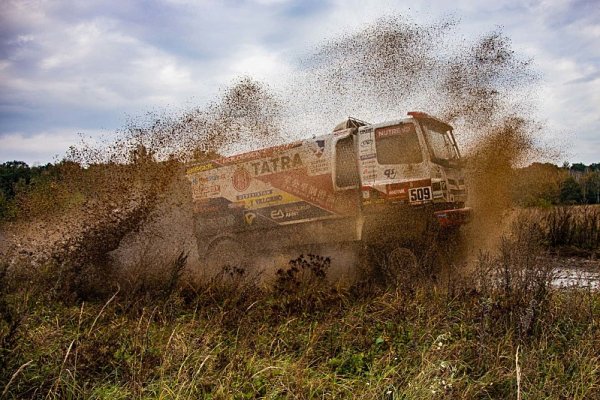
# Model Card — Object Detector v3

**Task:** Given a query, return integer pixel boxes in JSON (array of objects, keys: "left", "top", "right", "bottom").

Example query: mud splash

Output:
[
  {"left": 67, "top": 77, "right": 283, "bottom": 165},
  {"left": 1, "top": 15, "right": 549, "bottom": 283}
]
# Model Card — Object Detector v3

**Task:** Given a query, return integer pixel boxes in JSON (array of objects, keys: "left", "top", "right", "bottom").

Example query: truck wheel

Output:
[
  {"left": 202, "top": 237, "right": 253, "bottom": 280},
  {"left": 382, "top": 247, "right": 419, "bottom": 287}
]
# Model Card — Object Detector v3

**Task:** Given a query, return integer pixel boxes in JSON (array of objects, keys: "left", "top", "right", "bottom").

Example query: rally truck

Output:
[{"left": 186, "top": 111, "right": 471, "bottom": 281}]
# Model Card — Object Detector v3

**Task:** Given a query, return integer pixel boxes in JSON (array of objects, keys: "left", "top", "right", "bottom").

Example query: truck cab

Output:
[
  {"left": 332, "top": 111, "right": 470, "bottom": 242},
  {"left": 360, "top": 113, "right": 465, "bottom": 201}
]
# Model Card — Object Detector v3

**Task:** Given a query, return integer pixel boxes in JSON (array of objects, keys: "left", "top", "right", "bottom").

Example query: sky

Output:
[{"left": 0, "top": 0, "right": 598, "bottom": 165}]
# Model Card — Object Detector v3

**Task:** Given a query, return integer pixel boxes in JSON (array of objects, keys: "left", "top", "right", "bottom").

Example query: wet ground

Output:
[
  {"left": 549, "top": 256, "right": 600, "bottom": 289},
  {"left": 2, "top": 219, "right": 599, "bottom": 290}
]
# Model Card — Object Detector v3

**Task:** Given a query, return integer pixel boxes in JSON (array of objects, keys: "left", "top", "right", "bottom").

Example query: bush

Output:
[
  {"left": 474, "top": 218, "right": 555, "bottom": 338},
  {"left": 1, "top": 223, "right": 599, "bottom": 398},
  {"left": 543, "top": 206, "right": 600, "bottom": 250}
]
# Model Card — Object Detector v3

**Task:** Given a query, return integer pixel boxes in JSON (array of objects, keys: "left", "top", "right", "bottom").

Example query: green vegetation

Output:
[
  {"left": 1, "top": 220, "right": 599, "bottom": 399},
  {"left": 512, "top": 162, "right": 600, "bottom": 207},
  {"left": 1, "top": 156, "right": 599, "bottom": 398},
  {"left": 0, "top": 161, "right": 84, "bottom": 221},
  {"left": 3, "top": 160, "right": 600, "bottom": 223}
]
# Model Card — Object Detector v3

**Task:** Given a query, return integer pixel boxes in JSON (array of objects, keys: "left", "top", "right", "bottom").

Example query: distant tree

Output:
[
  {"left": 570, "top": 162, "right": 587, "bottom": 172},
  {"left": 559, "top": 176, "right": 583, "bottom": 204},
  {"left": 512, "top": 162, "right": 563, "bottom": 206},
  {"left": 0, "top": 161, "right": 31, "bottom": 199},
  {"left": 582, "top": 171, "right": 600, "bottom": 204}
]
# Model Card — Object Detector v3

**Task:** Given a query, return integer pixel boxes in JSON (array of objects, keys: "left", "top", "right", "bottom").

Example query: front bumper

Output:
[{"left": 434, "top": 207, "right": 472, "bottom": 229}]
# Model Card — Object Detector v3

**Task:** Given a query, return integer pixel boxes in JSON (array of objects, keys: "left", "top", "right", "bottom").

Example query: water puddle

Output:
[{"left": 553, "top": 268, "right": 600, "bottom": 289}]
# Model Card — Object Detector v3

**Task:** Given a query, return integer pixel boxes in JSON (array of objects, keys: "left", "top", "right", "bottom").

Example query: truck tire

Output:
[
  {"left": 202, "top": 236, "right": 253, "bottom": 279},
  {"left": 382, "top": 247, "right": 419, "bottom": 288}
]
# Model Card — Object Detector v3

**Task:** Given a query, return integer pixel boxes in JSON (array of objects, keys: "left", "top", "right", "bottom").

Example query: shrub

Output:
[{"left": 543, "top": 206, "right": 600, "bottom": 250}]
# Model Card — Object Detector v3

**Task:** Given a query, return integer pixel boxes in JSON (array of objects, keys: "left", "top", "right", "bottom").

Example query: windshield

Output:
[
  {"left": 423, "top": 124, "right": 456, "bottom": 161},
  {"left": 375, "top": 123, "right": 423, "bottom": 165}
]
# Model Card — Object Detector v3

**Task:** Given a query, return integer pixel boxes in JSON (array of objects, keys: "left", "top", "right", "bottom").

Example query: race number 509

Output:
[{"left": 409, "top": 187, "right": 432, "bottom": 202}]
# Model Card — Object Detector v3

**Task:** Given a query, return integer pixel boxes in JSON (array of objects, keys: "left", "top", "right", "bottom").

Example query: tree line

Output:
[
  {"left": 512, "top": 162, "right": 600, "bottom": 206},
  {"left": 0, "top": 161, "right": 60, "bottom": 219},
  {"left": 1, "top": 159, "right": 599, "bottom": 220}
]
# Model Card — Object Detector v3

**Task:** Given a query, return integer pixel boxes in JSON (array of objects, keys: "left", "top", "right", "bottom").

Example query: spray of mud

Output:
[
  {"left": 283, "top": 15, "right": 544, "bottom": 264},
  {"left": 1, "top": 15, "right": 551, "bottom": 284}
]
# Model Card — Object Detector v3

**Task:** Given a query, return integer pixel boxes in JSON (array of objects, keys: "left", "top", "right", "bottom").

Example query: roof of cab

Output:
[{"left": 406, "top": 111, "right": 453, "bottom": 131}]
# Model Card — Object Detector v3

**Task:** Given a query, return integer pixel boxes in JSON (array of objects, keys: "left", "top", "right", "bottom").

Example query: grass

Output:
[
  {"left": 1, "top": 221, "right": 599, "bottom": 399},
  {"left": 537, "top": 205, "right": 600, "bottom": 253}
]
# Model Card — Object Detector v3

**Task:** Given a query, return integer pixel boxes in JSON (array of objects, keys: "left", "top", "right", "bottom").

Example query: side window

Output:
[
  {"left": 423, "top": 124, "right": 455, "bottom": 160},
  {"left": 335, "top": 136, "right": 359, "bottom": 188},
  {"left": 375, "top": 123, "right": 423, "bottom": 165}
]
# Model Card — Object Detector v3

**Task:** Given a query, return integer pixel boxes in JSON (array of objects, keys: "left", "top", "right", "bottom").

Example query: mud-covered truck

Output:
[{"left": 186, "top": 111, "right": 471, "bottom": 279}]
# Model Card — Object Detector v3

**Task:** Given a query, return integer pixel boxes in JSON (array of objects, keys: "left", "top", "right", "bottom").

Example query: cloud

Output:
[
  {"left": 0, "top": 0, "right": 599, "bottom": 163},
  {"left": 0, "top": 130, "right": 95, "bottom": 165}
]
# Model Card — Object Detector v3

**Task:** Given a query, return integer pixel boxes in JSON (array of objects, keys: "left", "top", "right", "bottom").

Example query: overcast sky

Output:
[{"left": 1, "top": 0, "right": 598, "bottom": 165}]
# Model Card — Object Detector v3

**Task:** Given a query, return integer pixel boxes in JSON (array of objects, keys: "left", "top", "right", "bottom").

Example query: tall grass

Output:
[
  {"left": 542, "top": 205, "right": 600, "bottom": 251},
  {"left": 1, "top": 222, "right": 599, "bottom": 399}
]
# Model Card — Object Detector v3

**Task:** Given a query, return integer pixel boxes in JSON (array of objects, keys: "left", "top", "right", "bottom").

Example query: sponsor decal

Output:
[
  {"left": 236, "top": 189, "right": 272, "bottom": 201},
  {"left": 203, "top": 173, "right": 226, "bottom": 182},
  {"left": 360, "top": 139, "right": 373, "bottom": 146},
  {"left": 277, "top": 203, "right": 311, "bottom": 218},
  {"left": 237, "top": 190, "right": 297, "bottom": 209},
  {"left": 375, "top": 123, "right": 415, "bottom": 139},
  {"left": 270, "top": 209, "right": 285, "bottom": 219},
  {"left": 310, "top": 139, "right": 326, "bottom": 158},
  {"left": 186, "top": 162, "right": 216, "bottom": 175},
  {"left": 362, "top": 160, "right": 376, "bottom": 169},
  {"left": 192, "top": 184, "right": 220, "bottom": 198},
  {"left": 254, "top": 194, "right": 283, "bottom": 205},
  {"left": 261, "top": 201, "right": 331, "bottom": 223},
  {"left": 309, "top": 158, "right": 330, "bottom": 175},
  {"left": 259, "top": 170, "right": 358, "bottom": 216},
  {"left": 362, "top": 166, "right": 376, "bottom": 181},
  {"left": 362, "top": 165, "right": 377, "bottom": 179},
  {"left": 244, "top": 211, "right": 257, "bottom": 225},
  {"left": 384, "top": 168, "right": 397, "bottom": 179},
  {"left": 232, "top": 167, "right": 251, "bottom": 192},
  {"left": 192, "top": 173, "right": 226, "bottom": 185},
  {"left": 385, "top": 179, "right": 432, "bottom": 200},
  {"left": 279, "top": 175, "right": 335, "bottom": 210},
  {"left": 250, "top": 153, "right": 303, "bottom": 176},
  {"left": 387, "top": 186, "right": 407, "bottom": 196}
]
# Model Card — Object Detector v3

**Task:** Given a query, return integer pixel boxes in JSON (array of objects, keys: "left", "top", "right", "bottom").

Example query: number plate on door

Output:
[{"left": 409, "top": 187, "right": 432, "bottom": 203}]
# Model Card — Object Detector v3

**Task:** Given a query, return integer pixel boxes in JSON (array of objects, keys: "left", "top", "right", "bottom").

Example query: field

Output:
[
  {"left": 2, "top": 9, "right": 599, "bottom": 398},
  {"left": 1, "top": 206, "right": 599, "bottom": 399}
]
